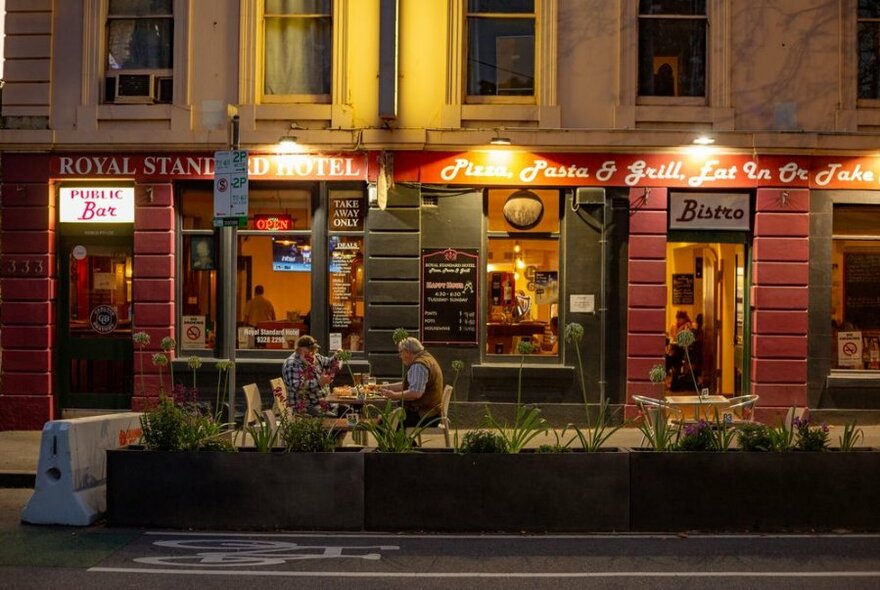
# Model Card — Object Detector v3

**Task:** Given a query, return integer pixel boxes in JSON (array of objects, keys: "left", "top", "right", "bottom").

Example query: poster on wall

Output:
[
  {"left": 421, "top": 248, "right": 479, "bottom": 345},
  {"left": 837, "top": 331, "right": 863, "bottom": 368},
  {"left": 843, "top": 252, "right": 880, "bottom": 330},
  {"left": 672, "top": 274, "right": 695, "bottom": 305},
  {"left": 533, "top": 271, "right": 559, "bottom": 305}
]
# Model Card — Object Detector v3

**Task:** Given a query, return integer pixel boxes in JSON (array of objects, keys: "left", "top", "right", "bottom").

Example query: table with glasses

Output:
[
  {"left": 326, "top": 386, "right": 390, "bottom": 444},
  {"left": 664, "top": 395, "right": 731, "bottom": 422}
]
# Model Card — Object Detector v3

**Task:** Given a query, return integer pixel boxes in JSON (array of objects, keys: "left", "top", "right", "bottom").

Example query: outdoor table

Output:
[{"left": 664, "top": 395, "right": 730, "bottom": 421}]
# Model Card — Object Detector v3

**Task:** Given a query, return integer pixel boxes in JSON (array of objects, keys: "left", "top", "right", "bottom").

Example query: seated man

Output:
[{"left": 379, "top": 337, "right": 444, "bottom": 427}]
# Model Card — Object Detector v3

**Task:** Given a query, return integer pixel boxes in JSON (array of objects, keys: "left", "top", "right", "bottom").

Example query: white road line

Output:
[
  {"left": 87, "top": 568, "right": 880, "bottom": 578},
  {"left": 143, "top": 531, "right": 880, "bottom": 540}
]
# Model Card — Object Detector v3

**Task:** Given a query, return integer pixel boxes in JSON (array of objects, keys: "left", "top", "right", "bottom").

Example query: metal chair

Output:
[
  {"left": 417, "top": 385, "right": 454, "bottom": 447},
  {"left": 724, "top": 394, "right": 759, "bottom": 424}
]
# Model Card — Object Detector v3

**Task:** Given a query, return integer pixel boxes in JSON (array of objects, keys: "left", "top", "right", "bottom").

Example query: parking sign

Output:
[{"left": 214, "top": 150, "right": 248, "bottom": 219}]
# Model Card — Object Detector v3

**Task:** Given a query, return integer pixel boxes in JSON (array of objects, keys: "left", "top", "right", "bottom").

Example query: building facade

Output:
[{"left": 2, "top": 0, "right": 880, "bottom": 429}]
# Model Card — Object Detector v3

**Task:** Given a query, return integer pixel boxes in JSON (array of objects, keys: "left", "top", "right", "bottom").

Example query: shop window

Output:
[
  {"left": 486, "top": 189, "right": 559, "bottom": 356},
  {"left": 858, "top": 1, "right": 880, "bottom": 99},
  {"left": 466, "top": 0, "right": 536, "bottom": 99},
  {"left": 831, "top": 205, "right": 880, "bottom": 370},
  {"left": 179, "top": 184, "right": 364, "bottom": 354},
  {"left": 637, "top": 0, "right": 706, "bottom": 98},
  {"left": 262, "top": 0, "right": 332, "bottom": 101},
  {"left": 104, "top": 0, "right": 174, "bottom": 104}
]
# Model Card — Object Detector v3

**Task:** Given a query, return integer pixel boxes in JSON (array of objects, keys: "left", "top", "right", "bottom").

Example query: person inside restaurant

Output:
[
  {"left": 666, "top": 309, "right": 696, "bottom": 391},
  {"left": 243, "top": 284, "right": 276, "bottom": 326},
  {"left": 281, "top": 335, "right": 341, "bottom": 416},
  {"left": 379, "top": 337, "right": 444, "bottom": 427}
]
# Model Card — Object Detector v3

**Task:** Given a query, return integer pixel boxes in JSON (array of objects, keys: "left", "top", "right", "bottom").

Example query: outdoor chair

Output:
[
  {"left": 269, "top": 377, "right": 288, "bottom": 416},
  {"left": 241, "top": 383, "right": 263, "bottom": 427},
  {"left": 417, "top": 385, "right": 454, "bottom": 447},
  {"left": 724, "top": 394, "right": 759, "bottom": 424},
  {"left": 632, "top": 394, "right": 683, "bottom": 445}
]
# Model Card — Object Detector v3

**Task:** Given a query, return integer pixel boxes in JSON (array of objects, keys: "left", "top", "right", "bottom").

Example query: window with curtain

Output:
[
  {"left": 466, "top": 0, "right": 536, "bottom": 98},
  {"left": 106, "top": 0, "right": 174, "bottom": 70},
  {"left": 263, "top": 0, "right": 333, "bottom": 99},
  {"left": 637, "top": 0, "right": 706, "bottom": 98},
  {"left": 859, "top": 0, "right": 880, "bottom": 99}
]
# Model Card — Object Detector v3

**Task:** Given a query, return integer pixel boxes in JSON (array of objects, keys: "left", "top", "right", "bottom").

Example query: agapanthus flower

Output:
[
  {"left": 133, "top": 331, "right": 151, "bottom": 346},
  {"left": 160, "top": 337, "right": 176, "bottom": 352},
  {"left": 392, "top": 328, "right": 409, "bottom": 345},
  {"left": 675, "top": 328, "right": 696, "bottom": 348},
  {"left": 564, "top": 322, "right": 584, "bottom": 344},
  {"left": 187, "top": 356, "right": 202, "bottom": 370},
  {"left": 152, "top": 352, "right": 169, "bottom": 366},
  {"left": 451, "top": 360, "right": 465, "bottom": 372},
  {"left": 648, "top": 364, "right": 667, "bottom": 385},
  {"left": 215, "top": 359, "right": 234, "bottom": 371},
  {"left": 517, "top": 340, "right": 535, "bottom": 355}
]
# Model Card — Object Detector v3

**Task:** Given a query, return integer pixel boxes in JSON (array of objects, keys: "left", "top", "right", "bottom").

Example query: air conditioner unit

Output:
[{"left": 113, "top": 73, "right": 156, "bottom": 104}]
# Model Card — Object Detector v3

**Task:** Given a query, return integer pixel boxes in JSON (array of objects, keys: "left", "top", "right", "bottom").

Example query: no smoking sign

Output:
[{"left": 182, "top": 316, "right": 206, "bottom": 349}]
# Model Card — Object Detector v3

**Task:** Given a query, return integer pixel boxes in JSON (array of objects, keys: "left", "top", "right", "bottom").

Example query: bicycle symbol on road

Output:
[{"left": 134, "top": 538, "right": 400, "bottom": 568}]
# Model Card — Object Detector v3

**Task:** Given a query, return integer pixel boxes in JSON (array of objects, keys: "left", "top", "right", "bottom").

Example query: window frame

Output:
[
  {"left": 857, "top": 0, "right": 880, "bottom": 104},
  {"left": 259, "top": 0, "right": 333, "bottom": 104}
]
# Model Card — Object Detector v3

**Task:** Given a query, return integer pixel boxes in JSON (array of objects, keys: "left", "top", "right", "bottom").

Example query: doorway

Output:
[
  {"left": 665, "top": 237, "right": 748, "bottom": 396},
  {"left": 57, "top": 232, "right": 134, "bottom": 411}
]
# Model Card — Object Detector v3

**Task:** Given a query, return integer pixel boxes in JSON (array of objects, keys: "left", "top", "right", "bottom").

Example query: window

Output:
[
  {"left": 831, "top": 206, "right": 880, "bottom": 370},
  {"left": 859, "top": 1, "right": 880, "bottom": 99},
  {"left": 486, "top": 189, "right": 559, "bottom": 356},
  {"left": 104, "top": 0, "right": 174, "bottom": 103},
  {"left": 178, "top": 183, "right": 365, "bottom": 354},
  {"left": 466, "top": 0, "right": 536, "bottom": 98},
  {"left": 638, "top": 0, "right": 706, "bottom": 98},
  {"left": 263, "top": 0, "right": 332, "bottom": 100}
]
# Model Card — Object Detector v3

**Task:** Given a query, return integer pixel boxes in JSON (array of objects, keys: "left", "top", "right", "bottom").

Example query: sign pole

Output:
[{"left": 222, "top": 114, "right": 240, "bottom": 424}]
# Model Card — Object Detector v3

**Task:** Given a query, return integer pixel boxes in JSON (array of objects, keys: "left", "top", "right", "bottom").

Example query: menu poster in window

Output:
[
  {"left": 329, "top": 237, "right": 360, "bottom": 331},
  {"left": 672, "top": 273, "right": 695, "bottom": 305},
  {"left": 534, "top": 271, "right": 559, "bottom": 305},
  {"left": 844, "top": 252, "right": 880, "bottom": 330},
  {"left": 421, "top": 248, "right": 479, "bottom": 345}
]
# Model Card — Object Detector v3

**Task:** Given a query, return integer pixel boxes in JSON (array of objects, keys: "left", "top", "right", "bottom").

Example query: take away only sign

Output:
[{"left": 214, "top": 150, "right": 249, "bottom": 220}]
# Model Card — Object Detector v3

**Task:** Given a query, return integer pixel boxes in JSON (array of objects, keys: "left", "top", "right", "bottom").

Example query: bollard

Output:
[{"left": 21, "top": 413, "right": 143, "bottom": 526}]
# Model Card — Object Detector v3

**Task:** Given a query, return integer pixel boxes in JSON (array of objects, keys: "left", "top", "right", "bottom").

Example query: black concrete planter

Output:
[
  {"left": 629, "top": 449, "right": 880, "bottom": 532},
  {"left": 106, "top": 448, "right": 364, "bottom": 530},
  {"left": 364, "top": 450, "right": 629, "bottom": 532}
]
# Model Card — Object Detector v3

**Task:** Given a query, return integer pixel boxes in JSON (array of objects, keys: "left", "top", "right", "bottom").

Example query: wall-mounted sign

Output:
[
  {"left": 421, "top": 248, "right": 479, "bottom": 345},
  {"left": 669, "top": 192, "right": 750, "bottom": 231},
  {"left": 59, "top": 187, "right": 135, "bottom": 223},
  {"left": 254, "top": 214, "right": 292, "bottom": 231},
  {"left": 672, "top": 274, "right": 695, "bottom": 305},
  {"left": 181, "top": 315, "right": 206, "bottom": 349}
]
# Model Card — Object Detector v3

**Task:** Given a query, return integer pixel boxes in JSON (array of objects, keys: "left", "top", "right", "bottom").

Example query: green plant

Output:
[
  {"left": 133, "top": 331, "right": 151, "bottom": 396},
  {"left": 793, "top": 415, "right": 830, "bottom": 452},
  {"left": 637, "top": 406, "right": 680, "bottom": 451},
  {"left": 458, "top": 429, "right": 508, "bottom": 453},
  {"left": 244, "top": 416, "right": 279, "bottom": 453},
  {"left": 564, "top": 322, "right": 625, "bottom": 451},
  {"left": 450, "top": 359, "right": 465, "bottom": 403},
  {"left": 139, "top": 393, "right": 235, "bottom": 452},
  {"left": 767, "top": 413, "right": 797, "bottom": 452},
  {"left": 278, "top": 413, "right": 337, "bottom": 453},
  {"left": 838, "top": 421, "right": 865, "bottom": 452},
  {"left": 360, "top": 400, "right": 429, "bottom": 453},
  {"left": 707, "top": 408, "right": 737, "bottom": 451},
  {"left": 187, "top": 356, "right": 202, "bottom": 389},
  {"left": 678, "top": 419, "right": 715, "bottom": 451},
  {"left": 214, "top": 359, "right": 234, "bottom": 420},
  {"left": 482, "top": 340, "right": 549, "bottom": 453},
  {"left": 737, "top": 423, "right": 773, "bottom": 451}
]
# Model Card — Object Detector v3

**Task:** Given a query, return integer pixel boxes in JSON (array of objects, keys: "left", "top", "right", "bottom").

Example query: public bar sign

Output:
[
  {"left": 668, "top": 192, "right": 750, "bottom": 231},
  {"left": 58, "top": 186, "right": 135, "bottom": 223}
]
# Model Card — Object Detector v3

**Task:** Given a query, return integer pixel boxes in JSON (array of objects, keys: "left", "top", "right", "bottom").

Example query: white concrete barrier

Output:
[{"left": 21, "top": 413, "right": 143, "bottom": 526}]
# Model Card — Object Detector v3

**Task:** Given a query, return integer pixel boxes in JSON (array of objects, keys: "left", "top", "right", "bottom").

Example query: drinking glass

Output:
[{"left": 352, "top": 372, "right": 362, "bottom": 386}]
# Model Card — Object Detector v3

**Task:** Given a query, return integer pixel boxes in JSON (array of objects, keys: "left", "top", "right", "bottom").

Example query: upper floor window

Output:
[
  {"left": 859, "top": 1, "right": 880, "bottom": 99},
  {"left": 638, "top": 0, "right": 706, "bottom": 98},
  {"left": 104, "top": 0, "right": 174, "bottom": 104},
  {"left": 466, "top": 0, "right": 536, "bottom": 99},
  {"left": 263, "top": 0, "right": 332, "bottom": 101},
  {"left": 106, "top": 0, "right": 173, "bottom": 70}
]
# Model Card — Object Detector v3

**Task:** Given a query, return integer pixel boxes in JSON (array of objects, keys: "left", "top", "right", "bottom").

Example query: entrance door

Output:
[
  {"left": 58, "top": 234, "right": 134, "bottom": 410},
  {"left": 666, "top": 238, "right": 748, "bottom": 396}
]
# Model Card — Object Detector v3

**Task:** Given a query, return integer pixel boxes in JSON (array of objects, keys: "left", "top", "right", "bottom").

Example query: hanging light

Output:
[{"left": 490, "top": 128, "right": 511, "bottom": 146}]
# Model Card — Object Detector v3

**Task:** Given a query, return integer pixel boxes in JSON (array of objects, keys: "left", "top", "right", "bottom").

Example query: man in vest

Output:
[{"left": 379, "top": 337, "right": 444, "bottom": 427}]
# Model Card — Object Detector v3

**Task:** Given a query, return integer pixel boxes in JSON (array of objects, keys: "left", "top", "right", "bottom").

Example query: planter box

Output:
[
  {"left": 630, "top": 450, "right": 880, "bottom": 532},
  {"left": 364, "top": 450, "right": 629, "bottom": 532},
  {"left": 107, "top": 449, "right": 364, "bottom": 530}
]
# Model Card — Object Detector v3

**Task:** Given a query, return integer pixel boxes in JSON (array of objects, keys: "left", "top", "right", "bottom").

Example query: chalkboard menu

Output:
[
  {"left": 421, "top": 248, "right": 479, "bottom": 344},
  {"left": 844, "top": 252, "right": 880, "bottom": 330},
  {"left": 672, "top": 273, "right": 695, "bottom": 305}
]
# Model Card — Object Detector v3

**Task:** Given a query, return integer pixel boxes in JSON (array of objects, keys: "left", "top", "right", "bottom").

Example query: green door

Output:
[{"left": 57, "top": 232, "right": 134, "bottom": 410}]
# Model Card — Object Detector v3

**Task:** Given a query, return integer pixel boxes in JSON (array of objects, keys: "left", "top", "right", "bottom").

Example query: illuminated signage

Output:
[
  {"left": 254, "top": 214, "right": 293, "bottom": 231},
  {"left": 669, "top": 192, "right": 750, "bottom": 231},
  {"left": 59, "top": 187, "right": 135, "bottom": 223}
]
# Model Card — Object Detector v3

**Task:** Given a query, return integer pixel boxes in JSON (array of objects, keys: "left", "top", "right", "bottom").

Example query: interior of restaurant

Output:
[{"left": 664, "top": 240, "right": 745, "bottom": 396}]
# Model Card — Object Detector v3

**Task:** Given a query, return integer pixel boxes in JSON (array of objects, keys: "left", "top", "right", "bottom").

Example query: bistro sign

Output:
[{"left": 669, "top": 192, "right": 750, "bottom": 231}]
